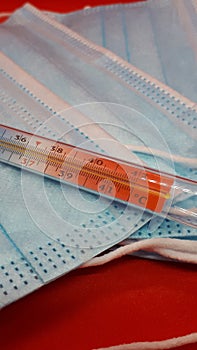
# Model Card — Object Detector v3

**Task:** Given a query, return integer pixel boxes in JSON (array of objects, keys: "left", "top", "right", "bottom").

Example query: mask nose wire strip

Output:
[
  {"left": 94, "top": 332, "right": 197, "bottom": 350},
  {"left": 81, "top": 238, "right": 197, "bottom": 267}
]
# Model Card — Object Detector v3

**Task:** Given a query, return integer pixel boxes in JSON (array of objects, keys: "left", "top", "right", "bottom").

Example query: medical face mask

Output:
[
  {"left": 0, "top": 3, "right": 196, "bottom": 173},
  {"left": 0, "top": 52, "right": 155, "bottom": 307},
  {"left": 52, "top": 0, "right": 197, "bottom": 103},
  {"left": 0, "top": 3, "right": 196, "bottom": 307},
  {"left": 44, "top": 0, "right": 197, "bottom": 243},
  {"left": 1, "top": 4, "right": 196, "bottom": 209}
]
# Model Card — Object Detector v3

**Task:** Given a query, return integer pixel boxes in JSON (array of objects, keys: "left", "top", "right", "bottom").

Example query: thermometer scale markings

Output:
[
  {"left": 0, "top": 124, "right": 173, "bottom": 213},
  {"left": 0, "top": 139, "right": 168, "bottom": 198}
]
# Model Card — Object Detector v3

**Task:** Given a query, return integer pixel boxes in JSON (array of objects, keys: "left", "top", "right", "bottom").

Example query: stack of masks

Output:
[{"left": 0, "top": 0, "right": 196, "bottom": 307}]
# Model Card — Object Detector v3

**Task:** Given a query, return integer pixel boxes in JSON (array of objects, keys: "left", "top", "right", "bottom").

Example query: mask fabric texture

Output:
[
  {"left": 45, "top": 0, "right": 197, "bottom": 244},
  {"left": 0, "top": 51, "right": 153, "bottom": 308},
  {"left": 0, "top": 3, "right": 196, "bottom": 173},
  {"left": 1, "top": 5, "right": 196, "bottom": 201},
  {"left": 51, "top": 0, "right": 197, "bottom": 103},
  {"left": 0, "top": 3, "right": 197, "bottom": 307}
]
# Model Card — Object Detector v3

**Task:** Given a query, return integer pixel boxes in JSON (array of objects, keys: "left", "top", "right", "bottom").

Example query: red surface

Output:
[
  {"left": 0, "top": 0, "right": 143, "bottom": 13},
  {"left": 0, "top": 1, "right": 197, "bottom": 350}
]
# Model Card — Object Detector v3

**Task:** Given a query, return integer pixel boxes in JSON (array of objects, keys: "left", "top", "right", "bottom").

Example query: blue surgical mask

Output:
[
  {"left": 0, "top": 51, "right": 151, "bottom": 307},
  {"left": 52, "top": 0, "right": 197, "bottom": 103},
  {"left": 0, "top": 3, "right": 196, "bottom": 307},
  {"left": 14, "top": 1, "right": 196, "bottom": 241},
  {"left": 0, "top": 3, "right": 196, "bottom": 173}
]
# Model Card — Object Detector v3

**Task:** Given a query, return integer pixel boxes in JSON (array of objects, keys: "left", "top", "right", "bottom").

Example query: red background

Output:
[{"left": 0, "top": 1, "right": 197, "bottom": 349}]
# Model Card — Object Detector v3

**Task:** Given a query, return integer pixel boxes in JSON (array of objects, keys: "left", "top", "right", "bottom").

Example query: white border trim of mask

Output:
[
  {"left": 2, "top": 50, "right": 183, "bottom": 172},
  {"left": 2, "top": 3, "right": 197, "bottom": 138},
  {"left": 21, "top": 3, "right": 197, "bottom": 139},
  {"left": 1, "top": 6, "right": 197, "bottom": 168},
  {"left": 23, "top": 3, "right": 197, "bottom": 111},
  {"left": 0, "top": 51, "right": 121, "bottom": 147}
]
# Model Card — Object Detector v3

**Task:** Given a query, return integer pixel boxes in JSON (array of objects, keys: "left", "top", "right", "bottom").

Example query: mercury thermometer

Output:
[{"left": 0, "top": 124, "right": 196, "bottom": 228}]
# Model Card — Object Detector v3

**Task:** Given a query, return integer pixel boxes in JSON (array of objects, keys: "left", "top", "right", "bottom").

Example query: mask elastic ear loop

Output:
[
  {"left": 95, "top": 332, "right": 197, "bottom": 350},
  {"left": 81, "top": 238, "right": 197, "bottom": 267},
  {"left": 0, "top": 12, "right": 12, "bottom": 19},
  {"left": 125, "top": 144, "right": 197, "bottom": 167}
]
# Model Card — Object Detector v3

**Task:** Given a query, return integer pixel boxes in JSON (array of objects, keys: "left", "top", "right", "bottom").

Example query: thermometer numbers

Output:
[
  {"left": 15, "top": 134, "right": 28, "bottom": 143},
  {"left": 21, "top": 157, "right": 35, "bottom": 167},
  {"left": 51, "top": 145, "right": 64, "bottom": 153}
]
